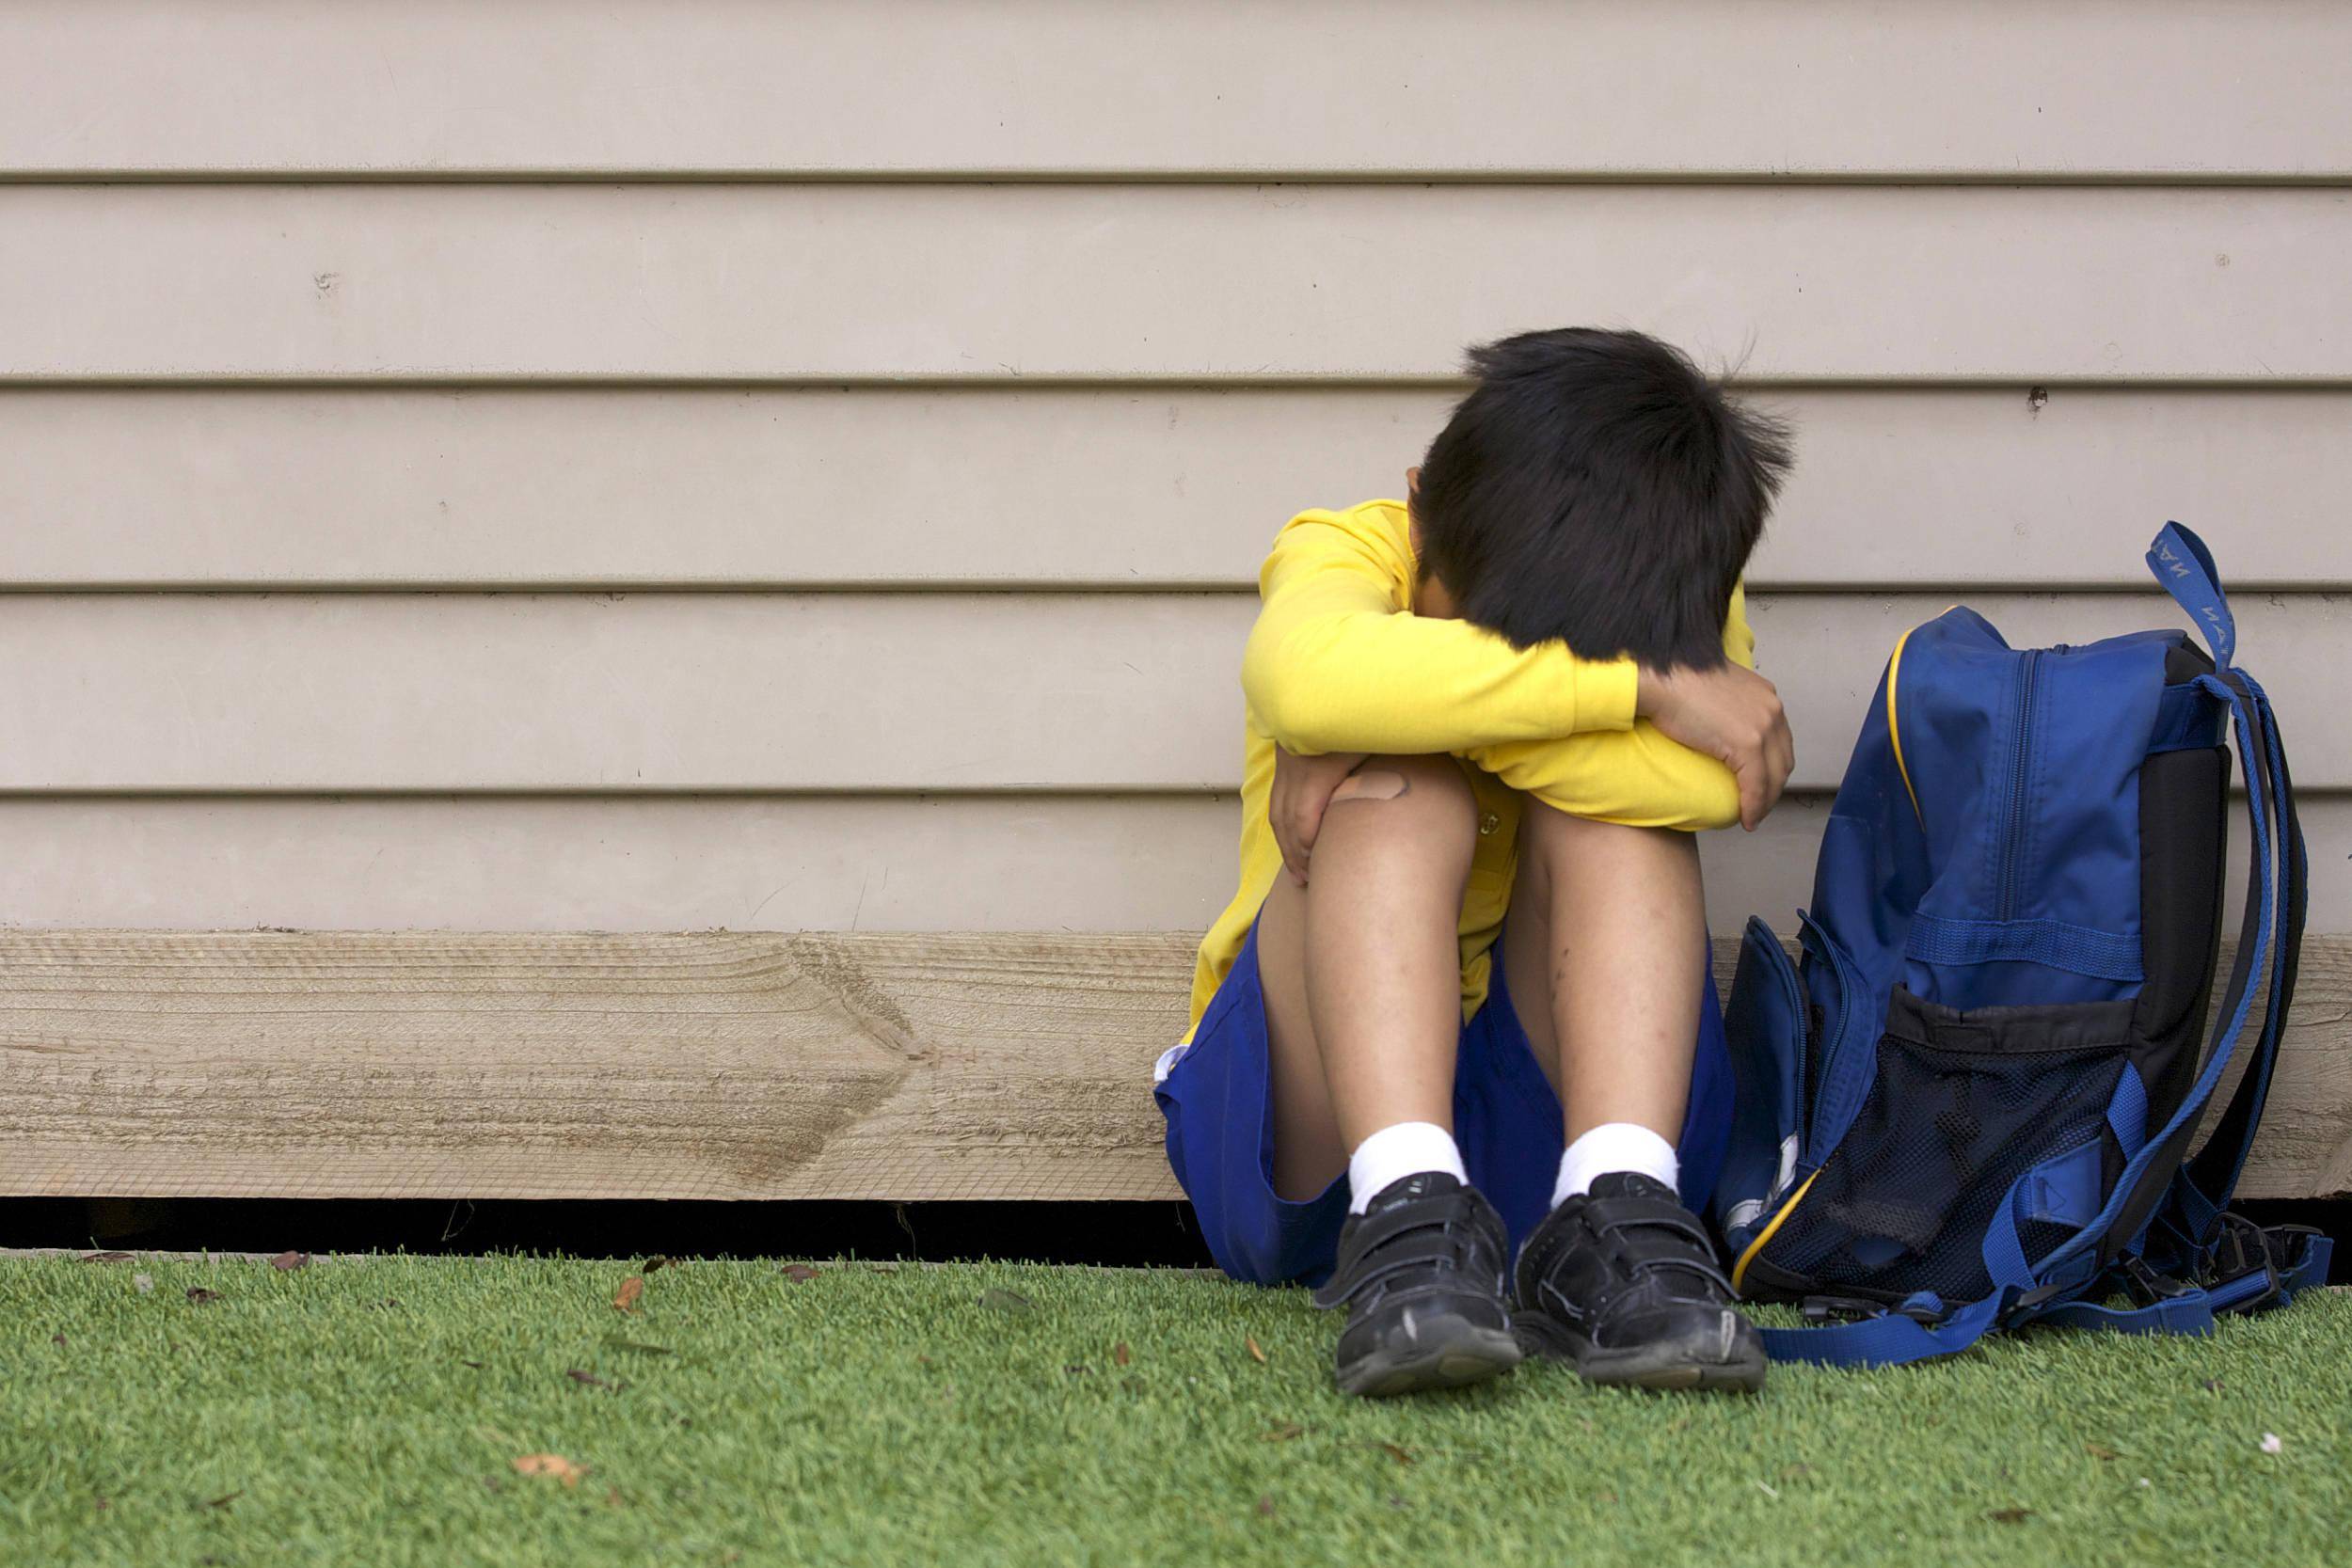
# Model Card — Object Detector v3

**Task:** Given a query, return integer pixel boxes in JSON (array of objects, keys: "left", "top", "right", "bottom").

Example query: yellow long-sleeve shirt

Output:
[{"left": 1180, "top": 499, "right": 1753, "bottom": 1045}]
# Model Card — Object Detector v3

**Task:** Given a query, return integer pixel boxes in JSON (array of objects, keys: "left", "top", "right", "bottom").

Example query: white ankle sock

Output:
[
  {"left": 1551, "top": 1122, "right": 1679, "bottom": 1210},
  {"left": 1346, "top": 1121, "right": 1468, "bottom": 1213}
]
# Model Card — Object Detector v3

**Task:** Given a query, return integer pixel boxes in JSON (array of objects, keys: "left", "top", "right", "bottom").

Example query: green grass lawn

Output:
[{"left": 0, "top": 1254, "right": 2344, "bottom": 1566}]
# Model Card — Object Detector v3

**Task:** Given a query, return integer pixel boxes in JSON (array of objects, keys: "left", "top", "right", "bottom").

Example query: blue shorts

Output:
[{"left": 1154, "top": 916, "right": 1733, "bottom": 1288}]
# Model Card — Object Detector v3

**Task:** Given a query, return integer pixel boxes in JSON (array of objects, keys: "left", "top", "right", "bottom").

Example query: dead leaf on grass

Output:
[
  {"left": 612, "top": 1276, "right": 644, "bottom": 1313},
  {"left": 977, "top": 1287, "right": 1034, "bottom": 1314},
  {"left": 1113, "top": 1341, "right": 1132, "bottom": 1367},
  {"left": 782, "top": 1264, "right": 821, "bottom": 1284},
  {"left": 2085, "top": 1442, "right": 2122, "bottom": 1462},
  {"left": 268, "top": 1251, "right": 310, "bottom": 1272},
  {"left": 1375, "top": 1442, "right": 1415, "bottom": 1466},
  {"left": 642, "top": 1256, "right": 675, "bottom": 1275},
  {"left": 205, "top": 1490, "right": 243, "bottom": 1510},
  {"left": 1255, "top": 1496, "right": 1276, "bottom": 1518},
  {"left": 51, "top": 1334, "right": 66, "bottom": 1347},
  {"left": 1259, "top": 1423, "right": 1306, "bottom": 1442},
  {"left": 185, "top": 1288, "right": 222, "bottom": 1306},
  {"left": 460, "top": 1360, "right": 485, "bottom": 1370},
  {"left": 81, "top": 1251, "right": 135, "bottom": 1264},
  {"left": 1988, "top": 1508, "right": 2033, "bottom": 1525},
  {"left": 512, "top": 1454, "right": 586, "bottom": 1488},
  {"left": 1246, "top": 1336, "right": 1268, "bottom": 1365},
  {"left": 566, "top": 1369, "right": 622, "bottom": 1390}
]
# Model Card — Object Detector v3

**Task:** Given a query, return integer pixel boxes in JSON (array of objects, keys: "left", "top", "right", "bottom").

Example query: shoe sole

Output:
[
  {"left": 1336, "top": 1313, "right": 1523, "bottom": 1399},
  {"left": 1514, "top": 1313, "right": 1767, "bottom": 1395}
]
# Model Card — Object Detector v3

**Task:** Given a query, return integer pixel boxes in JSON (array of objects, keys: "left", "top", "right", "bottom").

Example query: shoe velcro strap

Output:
[
  {"left": 1584, "top": 1195, "right": 1712, "bottom": 1251},
  {"left": 1328, "top": 1191, "right": 1484, "bottom": 1266},
  {"left": 1312, "top": 1192, "right": 1504, "bottom": 1309},
  {"left": 1629, "top": 1253, "right": 1737, "bottom": 1297},
  {"left": 1584, "top": 1199, "right": 1731, "bottom": 1291},
  {"left": 1311, "top": 1231, "right": 1495, "bottom": 1308}
]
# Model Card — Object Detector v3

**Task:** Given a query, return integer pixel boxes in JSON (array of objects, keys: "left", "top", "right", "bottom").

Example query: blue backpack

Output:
[{"left": 1716, "top": 524, "right": 2331, "bottom": 1367}]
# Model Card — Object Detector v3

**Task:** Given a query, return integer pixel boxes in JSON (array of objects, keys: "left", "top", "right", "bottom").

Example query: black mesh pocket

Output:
[{"left": 1762, "top": 989, "right": 2135, "bottom": 1305}]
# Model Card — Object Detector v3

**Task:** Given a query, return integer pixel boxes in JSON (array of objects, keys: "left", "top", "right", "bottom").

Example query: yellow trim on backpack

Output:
[
  {"left": 1886, "top": 625, "right": 1924, "bottom": 823},
  {"left": 1730, "top": 1169, "right": 1821, "bottom": 1297}
]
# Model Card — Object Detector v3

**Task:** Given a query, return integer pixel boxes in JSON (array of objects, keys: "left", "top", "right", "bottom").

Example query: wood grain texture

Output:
[
  {"left": 6, "top": 2, "right": 2348, "bottom": 179},
  {"left": 0, "top": 592, "right": 2340, "bottom": 793},
  {"left": 5, "top": 185, "right": 2348, "bottom": 383},
  {"left": 5, "top": 387, "right": 2348, "bottom": 591},
  {"left": 0, "top": 930, "right": 2340, "bottom": 1202},
  {"left": 1, "top": 790, "right": 2347, "bottom": 937}
]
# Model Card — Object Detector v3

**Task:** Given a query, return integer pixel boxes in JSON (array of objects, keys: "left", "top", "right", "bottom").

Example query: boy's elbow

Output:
[
  {"left": 1250, "top": 687, "right": 1346, "bottom": 756},
  {"left": 1242, "top": 631, "right": 1346, "bottom": 755},
  {"left": 1652, "top": 752, "right": 1745, "bottom": 832}
]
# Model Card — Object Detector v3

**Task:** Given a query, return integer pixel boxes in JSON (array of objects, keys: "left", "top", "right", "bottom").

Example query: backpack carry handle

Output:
[{"left": 2147, "top": 521, "right": 2237, "bottom": 668}]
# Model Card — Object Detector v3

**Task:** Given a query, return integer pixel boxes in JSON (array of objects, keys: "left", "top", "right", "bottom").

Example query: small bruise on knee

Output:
[{"left": 1329, "top": 769, "right": 1410, "bottom": 804}]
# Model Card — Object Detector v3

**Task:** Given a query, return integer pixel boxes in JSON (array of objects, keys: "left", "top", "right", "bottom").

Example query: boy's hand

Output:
[
  {"left": 1270, "top": 746, "right": 1370, "bottom": 885},
  {"left": 1636, "top": 663, "right": 1794, "bottom": 832}
]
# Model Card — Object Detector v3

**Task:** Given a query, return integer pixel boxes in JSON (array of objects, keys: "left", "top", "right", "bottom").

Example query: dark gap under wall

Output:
[
  {"left": 4, "top": 1196, "right": 2345, "bottom": 1283},
  {"left": 4, "top": 1197, "right": 1221, "bottom": 1270}
]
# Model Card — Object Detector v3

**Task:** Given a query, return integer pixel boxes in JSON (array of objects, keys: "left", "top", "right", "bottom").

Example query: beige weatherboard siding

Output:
[
  {"left": 0, "top": 795, "right": 2341, "bottom": 942},
  {"left": 3, "top": 185, "right": 2347, "bottom": 383},
  {"left": 5, "top": 2, "right": 2351, "bottom": 180},
  {"left": 2, "top": 593, "right": 2346, "bottom": 794},
  {"left": 1, "top": 2, "right": 2344, "bottom": 1201},
  {"left": 3, "top": 388, "right": 2348, "bottom": 591}
]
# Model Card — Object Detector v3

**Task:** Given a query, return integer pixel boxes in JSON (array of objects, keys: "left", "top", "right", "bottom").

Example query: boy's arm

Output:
[
  {"left": 1466, "top": 587, "right": 1788, "bottom": 832},
  {"left": 1240, "top": 510, "right": 1641, "bottom": 757}
]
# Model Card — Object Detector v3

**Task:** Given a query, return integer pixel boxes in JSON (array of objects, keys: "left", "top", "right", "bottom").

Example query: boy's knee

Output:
[
  {"left": 1521, "top": 799, "right": 1676, "bottom": 857},
  {"left": 1324, "top": 754, "right": 1477, "bottom": 835}
]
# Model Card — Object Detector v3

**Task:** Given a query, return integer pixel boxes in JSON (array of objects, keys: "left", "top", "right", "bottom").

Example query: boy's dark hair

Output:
[{"left": 1410, "top": 327, "right": 1792, "bottom": 669}]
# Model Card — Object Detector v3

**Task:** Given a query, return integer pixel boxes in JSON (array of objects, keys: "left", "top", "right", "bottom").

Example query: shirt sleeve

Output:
[
  {"left": 1463, "top": 585, "right": 1758, "bottom": 832},
  {"left": 1239, "top": 509, "right": 1641, "bottom": 757}
]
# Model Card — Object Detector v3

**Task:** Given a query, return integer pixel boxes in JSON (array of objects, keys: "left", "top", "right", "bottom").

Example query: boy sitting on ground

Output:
[{"left": 1153, "top": 328, "right": 1795, "bottom": 1396}]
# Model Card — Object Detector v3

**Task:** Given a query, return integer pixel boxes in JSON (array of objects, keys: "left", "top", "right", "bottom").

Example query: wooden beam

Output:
[{"left": 0, "top": 931, "right": 2343, "bottom": 1203}]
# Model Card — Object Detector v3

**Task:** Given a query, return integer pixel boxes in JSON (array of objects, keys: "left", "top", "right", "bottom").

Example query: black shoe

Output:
[
  {"left": 1311, "top": 1173, "right": 1522, "bottom": 1398},
  {"left": 1511, "top": 1172, "right": 1766, "bottom": 1392}
]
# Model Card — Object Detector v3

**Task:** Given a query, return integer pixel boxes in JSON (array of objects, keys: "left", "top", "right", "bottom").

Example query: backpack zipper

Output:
[{"left": 1995, "top": 650, "right": 2042, "bottom": 921}]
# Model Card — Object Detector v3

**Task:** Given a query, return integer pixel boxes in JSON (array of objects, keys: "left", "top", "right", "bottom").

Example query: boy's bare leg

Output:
[
  {"left": 1502, "top": 801, "right": 1705, "bottom": 1148},
  {"left": 1256, "top": 753, "right": 1520, "bottom": 1398},
  {"left": 1501, "top": 799, "right": 1763, "bottom": 1391},
  {"left": 1254, "top": 753, "right": 1479, "bottom": 1200}
]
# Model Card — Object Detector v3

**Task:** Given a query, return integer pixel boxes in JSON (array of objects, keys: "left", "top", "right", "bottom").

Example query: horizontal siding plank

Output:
[
  {"left": 0, "top": 929, "right": 2340, "bottom": 1201},
  {"left": 5, "top": 2, "right": 2349, "bottom": 180},
  {"left": 0, "top": 593, "right": 2339, "bottom": 792},
  {"left": 4, "top": 185, "right": 2348, "bottom": 383},
  {"left": 1, "top": 791, "right": 2344, "bottom": 937},
  {"left": 5, "top": 387, "right": 2347, "bottom": 590}
]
